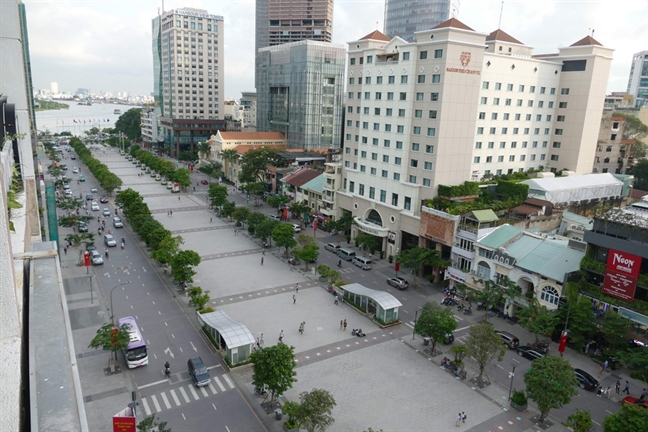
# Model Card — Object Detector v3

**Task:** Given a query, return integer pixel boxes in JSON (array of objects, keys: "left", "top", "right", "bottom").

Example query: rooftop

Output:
[
  {"left": 478, "top": 224, "right": 523, "bottom": 249},
  {"left": 486, "top": 29, "right": 524, "bottom": 45},
  {"left": 570, "top": 35, "right": 603, "bottom": 47},
  {"left": 432, "top": 18, "right": 475, "bottom": 32},
  {"left": 359, "top": 30, "right": 390, "bottom": 42}
]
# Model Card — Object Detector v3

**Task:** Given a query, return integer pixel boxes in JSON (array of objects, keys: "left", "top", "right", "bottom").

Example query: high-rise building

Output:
[
  {"left": 240, "top": 91, "right": 257, "bottom": 130},
  {"left": 256, "top": 40, "right": 345, "bottom": 149},
  {"left": 626, "top": 51, "right": 648, "bottom": 107},
  {"left": 50, "top": 82, "right": 59, "bottom": 94},
  {"left": 255, "top": 0, "right": 334, "bottom": 54},
  {"left": 384, "top": 0, "right": 459, "bottom": 42},
  {"left": 152, "top": 7, "right": 227, "bottom": 156},
  {"left": 337, "top": 19, "right": 612, "bottom": 256}
]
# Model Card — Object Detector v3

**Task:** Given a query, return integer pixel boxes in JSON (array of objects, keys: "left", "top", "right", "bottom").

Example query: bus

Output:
[{"left": 117, "top": 316, "right": 148, "bottom": 369}]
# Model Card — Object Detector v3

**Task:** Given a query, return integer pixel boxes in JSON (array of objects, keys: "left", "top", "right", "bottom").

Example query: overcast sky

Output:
[{"left": 24, "top": 0, "right": 648, "bottom": 100}]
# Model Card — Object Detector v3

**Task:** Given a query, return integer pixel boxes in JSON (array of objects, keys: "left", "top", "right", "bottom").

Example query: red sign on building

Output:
[{"left": 602, "top": 249, "right": 642, "bottom": 302}]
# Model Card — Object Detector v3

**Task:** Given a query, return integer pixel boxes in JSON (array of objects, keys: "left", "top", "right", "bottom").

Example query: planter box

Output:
[
  {"left": 510, "top": 401, "right": 527, "bottom": 412},
  {"left": 283, "top": 423, "right": 299, "bottom": 432}
]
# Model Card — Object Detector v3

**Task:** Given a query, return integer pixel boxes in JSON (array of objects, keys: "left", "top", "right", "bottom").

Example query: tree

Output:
[
  {"left": 397, "top": 247, "right": 449, "bottom": 287},
  {"left": 197, "top": 141, "right": 212, "bottom": 160},
  {"left": 232, "top": 205, "right": 251, "bottom": 227},
  {"left": 414, "top": 302, "right": 457, "bottom": 355},
  {"left": 613, "top": 111, "right": 648, "bottom": 141},
  {"left": 468, "top": 276, "right": 521, "bottom": 321},
  {"left": 137, "top": 414, "right": 172, "bottom": 432},
  {"left": 618, "top": 347, "right": 648, "bottom": 380},
  {"left": 566, "top": 409, "right": 593, "bottom": 432},
  {"left": 247, "top": 211, "right": 267, "bottom": 233},
  {"left": 187, "top": 286, "right": 210, "bottom": 312},
  {"left": 250, "top": 343, "right": 297, "bottom": 402},
  {"left": 151, "top": 235, "right": 184, "bottom": 265},
  {"left": 603, "top": 404, "right": 648, "bottom": 432},
  {"left": 600, "top": 311, "right": 632, "bottom": 353},
  {"left": 114, "top": 108, "right": 142, "bottom": 140},
  {"left": 220, "top": 148, "right": 239, "bottom": 180},
  {"left": 631, "top": 159, "right": 648, "bottom": 191},
  {"left": 221, "top": 200, "right": 236, "bottom": 218},
  {"left": 464, "top": 322, "right": 507, "bottom": 384},
  {"left": 170, "top": 250, "right": 201, "bottom": 284},
  {"left": 245, "top": 181, "right": 267, "bottom": 207},
  {"left": 295, "top": 243, "right": 319, "bottom": 270},
  {"left": 174, "top": 167, "right": 191, "bottom": 190},
  {"left": 289, "top": 389, "right": 337, "bottom": 432},
  {"left": 256, "top": 219, "right": 278, "bottom": 244},
  {"left": 524, "top": 355, "right": 579, "bottom": 423},
  {"left": 238, "top": 147, "right": 278, "bottom": 183},
  {"left": 268, "top": 194, "right": 291, "bottom": 209},
  {"left": 208, "top": 184, "right": 228, "bottom": 210},
  {"left": 515, "top": 300, "right": 558, "bottom": 344},
  {"left": 289, "top": 200, "right": 310, "bottom": 219},
  {"left": 556, "top": 296, "right": 595, "bottom": 349},
  {"left": 88, "top": 322, "right": 131, "bottom": 361},
  {"left": 355, "top": 233, "right": 380, "bottom": 254},
  {"left": 272, "top": 223, "right": 297, "bottom": 257}
]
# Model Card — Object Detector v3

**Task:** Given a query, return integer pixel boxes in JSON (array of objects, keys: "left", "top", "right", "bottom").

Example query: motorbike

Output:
[
  {"left": 254, "top": 386, "right": 267, "bottom": 397},
  {"left": 351, "top": 329, "right": 366, "bottom": 337},
  {"left": 476, "top": 302, "right": 485, "bottom": 311},
  {"left": 527, "top": 341, "right": 549, "bottom": 353},
  {"left": 288, "top": 257, "right": 296, "bottom": 265},
  {"left": 164, "top": 363, "right": 171, "bottom": 378},
  {"left": 336, "top": 260, "right": 342, "bottom": 268},
  {"left": 463, "top": 307, "right": 473, "bottom": 316}
]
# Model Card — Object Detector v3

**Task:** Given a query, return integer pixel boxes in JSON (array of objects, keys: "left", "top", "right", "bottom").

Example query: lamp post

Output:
[
  {"left": 508, "top": 364, "right": 517, "bottom": 400},
  {"left": 109, "top": 281, "right": 131, "bottom": 324},
  {"left": 412, "top": 310, "right": 418, "bottom": 340}
]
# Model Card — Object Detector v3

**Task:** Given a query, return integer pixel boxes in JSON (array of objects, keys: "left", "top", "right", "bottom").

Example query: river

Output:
[{"left": 35, "top": 102, "right": 143, "bottom": 135}]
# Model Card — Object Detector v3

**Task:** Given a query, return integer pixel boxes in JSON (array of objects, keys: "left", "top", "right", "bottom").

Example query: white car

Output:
[
  {"left": 103, "top": 208, "right": 111, "bottom": 216},
  {"left": 91, "top": 201, "right": 100, "bottom": 211},
  {"left": 90, "top": 187, "right": 98, "bottom": 193},
  {"left": 292, "top": 224, "right": 302, "bottom": 233},
  {"left": 72, "top": 167, "right": 79, "bottom": 173}
]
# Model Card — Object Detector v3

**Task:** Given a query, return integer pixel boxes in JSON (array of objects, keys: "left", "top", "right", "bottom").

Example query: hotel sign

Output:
[
  {"left": 602, "top": 249, "right": 642, "bottom": 302},
  {"left": 446, "top": 51, "right": 481, "bottom": 75}
]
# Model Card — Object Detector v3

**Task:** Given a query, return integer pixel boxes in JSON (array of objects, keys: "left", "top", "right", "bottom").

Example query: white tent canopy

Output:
[{"left": 522, "top": 173, "right": 623, "bottom": 205}]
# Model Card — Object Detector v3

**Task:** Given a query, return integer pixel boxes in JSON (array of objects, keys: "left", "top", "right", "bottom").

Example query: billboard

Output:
[{"left": 602, "top": 249, "right": 642, "bottom": 302}]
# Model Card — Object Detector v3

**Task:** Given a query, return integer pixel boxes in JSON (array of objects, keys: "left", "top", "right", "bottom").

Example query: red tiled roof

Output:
[
  {"left": 511, "top": 204, "right": 542, "bottom": 215},
  {"left": 629, "top": 189, "right": 648, "bottom": 200},
  {"left": 282, "top": 168, "right": 321, "bottom": 187},
  {"left": 233, "top": 144, "right": 286, "bottom": 155},
  {"left": 621, "top": 139, "right": 636, "bottom": 145},
  {"left": 432, "top": 18, "right": 474, "bottom": 31},
  {"left": 220, "top": 132, "right": 285, "bottom": 140},
  {"left": 486, "top": 29, "right": 524, "bottom": 45},
  {"left": 570, "top": 36, "right": 602, "bottom": 47},
  {"left": 359, "top": 30, "right": 390, "bottom": 42}
]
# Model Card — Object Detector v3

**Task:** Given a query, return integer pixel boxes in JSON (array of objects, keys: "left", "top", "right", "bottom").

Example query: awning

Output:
[
  {"left": 342, "top": 283, "right": 402, "bottom": 310},
  {"left": 198, "top": 310, "right": 255, "bottom": 349}
]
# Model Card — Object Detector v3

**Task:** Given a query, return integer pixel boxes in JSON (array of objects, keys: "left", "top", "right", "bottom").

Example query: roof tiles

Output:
[{"left": 432, "top": 18, "right": 474, "bottom": 31}]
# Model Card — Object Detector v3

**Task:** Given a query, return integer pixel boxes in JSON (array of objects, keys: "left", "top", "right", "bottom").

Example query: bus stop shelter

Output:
[
  {"left": 198, "top": 310, "right": 255, "bottom": 365},
  {"left": 342, "top": 283, "right": 402, "bottom": 324}
]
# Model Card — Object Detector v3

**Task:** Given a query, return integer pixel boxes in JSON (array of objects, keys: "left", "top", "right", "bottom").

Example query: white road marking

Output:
[
  {"left": 200, "top": 386, "right": 209, "bottom": 397},
  {"left": 212, "top": 403, "right": 218, "bottom": 410},
  {"left": 214, "top": 376, "right": 227, "bottom": 392},
  {"left": 179, "top": 347, "right": 183, "bottom": 352},
  {"left": 189, "top": 385, "right": 200, "bottom": 400},
  {"left": 151, "top": 395, "right": 162, "bottom": 412},
  {"left": 455, "top": 325, "right": 471, "bottom": 332},
  {"left": 178, "top": 387, "right": 190, "bottom": 403},
  {"left": 104, "top": 272, "right": 111, "bottom": 277},
  {"left": 190, "top": 341, "right": 197, "bottom": 352},
  {"left": 142, "top": 267, "right": 147, "bottom": 272},
  {"left": 160, "top": 392, "right": 172, "bottom": 409},
  {"left": 170, "top": 389, "right": 181, "bottom": 406},
  {"left": 223, "top": 375, "right": 235, "bottom": 389},
  {"left": 225, "top": 426, "right": 230, "bottom": 432},
  {"left": 453, "top": 315, "right": 464, "bottom": 321},
  {"left": 164, "top": 347, "right": 175, "bottom": 358},
  {"left": 208, "top": 382, "right": 218, "bottom": 395},
  {"left": 497, "top": 364, "right": 504, "bottom": 369},
  {"left": 141, "top": 397, "right": 152, "bottom": 416},
  {"left": 182, "top": 413, "right": 186, "bottom": 421}
]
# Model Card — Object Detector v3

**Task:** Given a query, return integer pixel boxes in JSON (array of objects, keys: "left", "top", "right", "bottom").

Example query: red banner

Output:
[
  {"left": 113, "top": 416, "right": 136, "bottom": 432},
  {"left": 602, "top": 249, "right": 642, "bottom": 302}
]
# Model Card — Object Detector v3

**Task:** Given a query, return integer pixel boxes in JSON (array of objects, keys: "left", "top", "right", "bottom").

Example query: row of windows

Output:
[
  {"left": 348, "top": 86, "right": 443, "bottom": 100},
  {"left": 473, "top": 154, "right": 548, "bottom": 163},
  {"left": 479, "top": 97, "right": 559, "bottom": 108},
  {"left": 482, "top": 82, "right": 565, "bottom": 95},
  {"left": 474, "top": 141, "right": 562, "bottom": 149},
  {"left": 346, "top": 122, "right": 437, "bottom": 135},
  {"left": 476, "top": 127, "right": 563, "bottom": 135},
  {"left": 349, "top": 74, "right": 442, "bottom": 85},
  {"left": 479, "top": 112, "right": 553, "bottom": 121},
  {"left": 175, "top": 20, "right": 217, "bottom": 32},
  {"left": 345, "top": 140, "right": 434, "bottom": 153},
  {"left": 347, "top": 107, "right": 437, "bottom": 118},
  {"left": 349, "top": 49, "right": 443, "bottom": 66},
  {"left": 347, "top": 181, "right": 423, "bottom": 207},
  {"left": 346, "top": 158, "right": 435, "bottom": 172}
]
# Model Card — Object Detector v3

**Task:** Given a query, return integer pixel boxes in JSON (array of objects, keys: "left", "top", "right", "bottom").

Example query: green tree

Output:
[
  {"left": 187, "top": 286, "right": 210, "bottom": 312},
  {"left": 468, "top": 276, "right": 521, "bottom": 321},
  {"left": 245, "top": 181, "right": 267, "bottom": 207},
  {"left": 256, "top": 219, "right": 278, "bottom": 244},
  {"left": 603, "top": 404, "right": 648, "bottom": 432},
  {"left": 290, "top": 389, "right": 337, "bottom": 432},
  {"left": 268, "top": 194, "right": 291, "bottom": 209},
  {"left": 632, "top": 159, "right": 648, "bottom": 191},
  {"left": 137, "top": 414, "right": 172, "bottom": 432},
  {"left": 289, "top": 200, "right": 310, "bottom": 219},
  {"left": 250, "top": 343, "right": 297, "bottom": 402},
  {"left": 170, "top": 250, "right": 201, "bottom": 285},
  {"left": 515, "top": 300, "right": 558, "bottom": 344},
  {"left": 618, "top": 347, "right": 648, "bottom": 380},
  {"left": 556, "top": 296, "right": 595, "bottom": 348},
  {"left": 208, "top": 184, "right": 229, "bottom": 210},
  {"left": 88, "top": 322, "right": 131, "bottom": 361},
  {"left": 295, "top": 243, "right": 319, "bottom": 270},
  {"left": 114, "top": 108, "right": 142, "bottom": 140},
  {"left": 355, "top": 233, "right": 380, "bottom": 254},
  {"left": 151, "top": 235, "right": 184, "bottom": 265},
  {"left": 247, "top": 211, "right": 267, "bottom": 233},
  {"left": 524, "top": 355, "right": 579, "bottom": 423},
  {"left": 414, "top": 301, "right": 457, "bottom": 354},
  {"left": 397, "top": 247, "right": 449, "bottom": 287},
  {"left": 566, "top": 409, "right": 593, "bottom": 432},
  {"left": 600, "top": 311, "right": 632, "bottom": 353},
  {"left": 464, "top": 322, "right": 507, "bottom": 384},
  {"left": 221, "top": 200, "right": 236, "bottom": 218},
  {"left": 238, "top": 147, "right": 277, "bottom": 183},
  {"left": 232, "top": 206, "right": 251, "bottom": 227},
  {"left": 174, "top": 167, "right": 191, "bottom": 190},
  {"left": 613, "top": 111, "right": 648, "bottom": 140},
  {"left": 197, "top": 141, "right": 212, "bottom": 160},
  {"left": 272, "top": 223, "right": 297, "bottom": 257},
  {"left": 220, "top": 148, "right": 239, "bottom": 180}
]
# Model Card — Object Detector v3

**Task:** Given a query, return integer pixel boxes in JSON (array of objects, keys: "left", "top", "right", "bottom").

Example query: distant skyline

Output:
[{"left": 24, "top": 0, "right": 648, "bottom": 100}]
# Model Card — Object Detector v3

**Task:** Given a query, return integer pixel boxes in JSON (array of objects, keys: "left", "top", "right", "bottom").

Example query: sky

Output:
[{"left": 24, "top": 0, "right": 648, "bottom": 100}]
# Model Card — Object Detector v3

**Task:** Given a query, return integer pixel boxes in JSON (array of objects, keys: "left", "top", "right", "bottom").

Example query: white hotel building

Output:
[{"left": 338, "top": 18, "right": 613, "bottom": 256}]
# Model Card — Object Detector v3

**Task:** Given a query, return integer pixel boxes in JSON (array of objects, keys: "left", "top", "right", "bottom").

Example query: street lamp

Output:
[
  {"left": 110, "top": 281, "right": 132, "bottom": 324},
  {"left": 507, "top": 364, "right": 517, "bottom": 400}
]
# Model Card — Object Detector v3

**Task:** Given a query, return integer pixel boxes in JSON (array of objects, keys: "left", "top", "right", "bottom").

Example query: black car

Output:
[
  {"left": 573, "top": 368, "right": 598, "bottom": 391},
  {"left": 86, "top": 194, "right": 94, "bottom": 201},
  {"left": 517, "top": 346, "right": 545, "bottom": 361},
  {"left": 77, "top": 221, "right": 88, "bottom": 233},
  {"left": 188, "top": 357, "right": 211, "bottom": 387}
]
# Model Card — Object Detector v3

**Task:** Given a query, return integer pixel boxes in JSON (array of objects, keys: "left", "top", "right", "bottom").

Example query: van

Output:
[
  {"left": 337, "top": 248, "right": 356, "bottom": 261},
  {"left": 495, "top": 330, "right": 520, "bottom": 349},
  {"left": 352, "top": 256, "right": 372, "bottom": 270},
  {"left": 325, "top": 243, "right": 340, "bottom": 253}
]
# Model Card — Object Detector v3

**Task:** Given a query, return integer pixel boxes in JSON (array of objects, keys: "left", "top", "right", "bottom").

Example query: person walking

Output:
[
  {"left": 299, "top": 323, "right": 303, "bottom": 335},
  {"left": 334, "top": 294, "right": 339, "bottom": 305},
  {"left": 178, "top": 196, "right": 180, "bottom": 201},
  {"left": 256, "top": 338, "right": 260, "bottom": 349},
  {"left": 640, "top": 388, "right": 647, "bottom": 401},
  {"left": 210, "top": 217, "right": 212, "bottom": 223},
  {"left": 623, "top": 380, "right": 631, "bottom": 395},
  {"left": 340, "top": 320, "right": 343, "bottom": 330},
  {"left": 462, "top": 412, "right": 466, "bottom": 423},
  {"left": 170, "top": 210, "right": 173, "bottom": 217},
  {"left": 455, "top": 413, "right": 462, "bottom": 427},
  {"left": 598, "top": 364, "right": 604, "bottom": 378},
  {"left": 293, "top": 294, "right": 296, "bottom": 305},
  {"left": 279, "top": 330, "right": 284, "bottom": 343},
  {"left": 615, "top": 380, "right": 621, "bottom": 394},
  {"left": 343, "top": 319, "right": 347, "bottom": 331},
  {"left": 261, "top": 256, "right": 264, "bottom": 265},
  {"left": 295, "top": 283, "right": 299, "bottom": 294},
  {"left": 105, "top": 249, "right": 109, "bottom": 258},
  {"left": 63, "top": 246, "right": 68, "bottom": 255},
  {"left": 604, "top": 386, "right": 611, "bottom": 399},
  {"left": 301, "top": 321, "right": 305, "bottom": 333},
  {"left": 260, "top": 333, "right": 264, "bottom": 345}
]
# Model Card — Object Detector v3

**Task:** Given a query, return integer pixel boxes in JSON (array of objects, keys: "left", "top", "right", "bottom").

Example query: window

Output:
[
  {"left": 536, "top": 114, "right": 542, "bottom": 121},
  {"left": 503, "top": 113, "right": 510, "bottom": 120},
  {"left": 416, "top": 92, "right": 424, "bottom": 101},
  {"left": 432, "top": 74, "right": 441, "bottom": 83},
  {"left": 541, "top": 286, "right": 559, "bottom": 305},
  {"left": 557, "top": 115, "right": 565, "bottom": 122},
  {"left": 408, "top": 175, "right": 416, "bottom": 183},
  {"left": 511, "top": 141, "right": 517, "bottom": 148},
  {"left": 383, "top": 139, "right": 391, "bottom": 148},
  {"left": 392, "top": 193, "right": 399, "bottom": 206},
  {"left": 515, "top": 113, "right": 521, "bottom": 121},
  {"left": 417, "top": 75, "right": 426, "bottom": 83},
  {"left": 513, "top": 127, "right": 519, "bottom": 134},
  {"left": 350, "top": 58, "right": 356, "bottom": 65},
  {"left": 498, "top": 156, "right": 504, "bottom": 162},
  {"left": 349, "top": 77, "right": 355, "bottom": 85},
  {"left": 532, "top": 141, "right": 538, "bottom": 148},
  {"left": 362, "top": 122, "right": 368, "bottom": 129},
  {"left": 349, "top": 181, "right": 355, "bottom": 193},
  {"left": 358, "top": 184, "right": 365, "bottom": 196},
  {"left": 431, "top": 93, "right": 439, "bottom": 101},
  {"left": 358, "top": 77, "right": 363, "bottom": 85},
  {"left": 364, "top": 107, "right": 370, "bottom": 115},
  {"left": 530, "top": 86, "right": 536, "bottom": 93},
  {"left": 479, "top": 112, "right": 486, "bottom": 120},
  {"left": 371, "top": 152, "right": 378, "bottom": 160},
  {"left": 385, "top": 124, "right": 392, "bottom": 132},
  {"left": 404, "top": 197, "right": 412, "bottom": 210},
  {"left": 516, "top": 99, "right": 523, "bottom": 107},
  {"left": 413, "top": 126, "right": 421, "bottom": 135},
  {"left": 526, "top": 114, "right": 532, "bottom": 121},
  {"left": 373, "top": 138, "right": 379, "bottom": 146},
  {"left": 347, "top": 120, "right": 352, "bottom": 127},
  {"left": 374, "top": 108, "right": 381, "bottom": 115},
  {"left": 507, "top": 83, "right": 513, "bottom": 91},
  {"left": 367, "top": 55, "right": 373, "bottom": 64},
  {"left": 522, "top": 141, "right": 528, "bottom": 148},
  {"left": 375, "top": 92, "right": 382, "bottom": 100},
  {"left": 388, "top": 76, "right": 395, "bottom": 84},
  {"left": 487, "top": 142, "right": 494, "bottom": 149},
  {"left": 425, "top": 145, "right": 434, "bottom": 153},
  {"left": 611, "top": 134, "right": 617, "bottom": 141},
  {"left": 365, "top": 77, "right": 372, "bottom": 84},
  {"left": 559, "top": 102, "right": 567, "bottom": 108},
  {"left": 386, "top": 108, "right": 393, "bottom": 116},
  {"left": 509, "top": 155, "right": 515, "bottom": 162},
  {"left": 423, "top": 178, "right": 431, "bottom": 186},
  {"left": 493, "top": 98, "right": 500, "bottom": 105},
  {"left": 373, "top": 122, "right": 379, "bottom": 130},
  {"left": 423, "top": 161, "right": 432, "bottom": 170},
  {"left": 396, "top": 141, "right": 403, "bottom": 149},
  {"left": 495, "top": 82, "right": 502, "bottom": 90},
  {"left": 360, "top": 151, "right": 367, "bottom": 158},
  {"left": 546, "top": 115, "right": 552, "bottom": 121},
  {"left": 505, "top": 98, "right": 512, "bottom": 106},
  {"left": 411, "top": 142, "right": 420, "bottom": 151},
  {"left": 410, "top": 159, "right": 418, "bottom": 168},
  {"left": 534, "top": 128, "right": 540, "bottom": 134},
  {"left": 483, "top": 82, "right": 490, "bottom": 90},
  {"left": 380, "top": 190, "right": 386, "bottom": 202},
  {"left": 474, "top": 156, "right": 480, "bottom": 163},
  {"left": 383, "top": 155, "right": 389, "bottom": 162},
  {"left": 370, "top": 167, "right": 376, "bottom": 175},
  {"left": 500, "top": 141, "right": 506, "bottom": 148},
  {"left": 548, "top": 101, "right": 554, "bottom": 108},
  {"left": 477, "top": 127, "right": 484, "bottom": 134},
  {"left": 560, "top": 88, "right": 570, "bottom": 95},
  {"left": 555, "top": 129, "right": 563, "bottom": 135},
  {"left": 401, "top": 75, "right": 408, "bottom": 84},
  {"left": 520, "top": 155, "right": 525, "bottom": 161},
  {"left": 381, "top": 170, "right": 388, "bottom": 178},
  {"left": 528, "top": 100, "right": 533, "bottom": 107},
  {"left": 518, "top": 85, "right": 525, "bottom": 92},
  {"left": 419, "top": 51, "right": 428, "bottom": 60},
  {"left": 348, "top": 92, "right": 354, "bottom": 99},
  {"left": 544, "top": 128, "right": 550, "bottom": 135},
  {"left": 538, "top": 101, "right": 544, "bottom": 108},
  {"left": 377, "top": 76, "right": 383, "bottom": 84},
  {"left": 434, "top": 49, "right": 443, "bottom": 58},
  {"left": 393, "top": 173, "right": 400, "bottom": 181},
  {"left": 552, "top": 142, "right": 561, "bottom": 148},
  {"left": 475, "top": 142, "right": 482, "bottom": 149},
  {"left": 427, "top": 128, "right": 436, "bottom": 137},
  {"left": 524, "top": 128, "right": 530, "bottom": 134},
  {"left": 489, "top": 127, "right": 496, "bottom": 134},
  {"left": 481, "top": 97, "right": 488, "bottom": 105},
  {"left": 369, "top": 187, "right": 375, "bottom": 199},
  {"left": 402, "top": 52, "right": 410, "bottom": 60},
  {"left": 486, "top": 156, "right": 492, "bottom": 163},
  {"left": 540, "top": 154, "right": 546, "bottom": 161},
  {"left": 492, "top": 113, "right": 498, "bottom": 120},
  {"left": 394, "top": 157, "right": 402, "bottom": 165},
  {"left": 415, "top": 109, "right": 422, "bottom": 118},
  {"left": 399, "top": 92, "right": 407, "bottom": 100},
  {"left": 365, "top": 92, "right": 370, "bottom": 99}
]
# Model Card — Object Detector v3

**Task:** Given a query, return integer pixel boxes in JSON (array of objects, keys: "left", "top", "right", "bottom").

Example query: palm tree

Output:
[
  {"left": 220, "top": 149, "right": 239, "bottom": 182},
  {"left": 197, "top": 142, "right": 212, "bottom": 161}
]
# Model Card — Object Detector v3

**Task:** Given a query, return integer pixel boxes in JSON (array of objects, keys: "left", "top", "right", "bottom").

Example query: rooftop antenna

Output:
[
  {"left": 498, "top": 1, "right": 504, "bottom": 29},
  {"left": 376, "top": 21, "right": 379, "bottom": 30},
  {"left": 591, "top": 28, "right": 595, "bottom": 37}
]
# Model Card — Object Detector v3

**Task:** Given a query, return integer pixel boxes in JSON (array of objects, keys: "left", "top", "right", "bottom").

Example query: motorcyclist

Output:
[
  {"left": 337, "top": 260, "right": 342, "bottom": 267},
  {"left": 164, "top": 361, "right": 170, "bottom": 376}
]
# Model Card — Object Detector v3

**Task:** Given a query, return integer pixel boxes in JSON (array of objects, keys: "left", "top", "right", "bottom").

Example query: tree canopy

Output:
[
  {"left": 238, "top": 147, "right": 278, "bottom": 184},
  {"left": 414, "top": 301, "right": 457, "bottom": 354},
  {"left": 114, "top": 108, "right": 142, "bottom": 140},
  {"left": 273, "top": 223, "right": 297, "bottom": 257},
  {"left": 88, "top": 322, "right": 131, "bottom": 361},
  {"left": 286, "top": 389, "right": 337, "bottom": 432},
  {"left": 250, "top": 343, "right": 297, "bottom": 402},
  {"left": 524, "top": 355, "right": 579, "bottom": 423},
  {"left": 603, "top": 403, "right": 648, "bottom": 432},
  {"left": 464, "top": 322, "right": 507, "bottom": 384}
]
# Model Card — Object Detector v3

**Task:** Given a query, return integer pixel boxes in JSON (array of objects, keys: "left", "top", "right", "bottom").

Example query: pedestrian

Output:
[
  {"left": 293, "top": 294, "right": 296, "bottom": 305},
  {"left": 256, "top": 337, "right": 260, "bottom": 348},
  {"left": 604, "top": 386, "right": 611, "bottom": 399},
  {"left": 295, "top": 283, "right": 299, "bottom": 294},
  {"left": 615, "top": 380, "right": 621, "bottom": 394},
  {"left": 301, "top": 321, "right": 305, "bottom": 333},
  {"left": 210, "top": 217, "right": 212, "bottom": 223},
  {"left": 279, "top": 330, "right": 284, "bottom": 343},
  {"left": 604, "top": 359, "right": 609, "bottom": 371},
  {"left": 640, "top": 388, "right": 647, "bottom": 401},
  {"left": 340, "top": 320, "right": 343, "bottom": 330},
  {"left": 178, "top": 196, "right": 180, "bottom": 201},
  {"left": 64, "top": 246, "right": 67, "bottom": 255},
  {"left": 343, "top": 319, "right": 347, "bottom": 331},
  {"left": 596, "top": 385, "right": 603, "bottom": 397},
  {"left": 623, "top": 380, "right": 630, "bottom": 395},
  {"left": 105, "top": 249, "right": 109, "bottom": 258},
  {"left": 334, "top": 294, "right": 339, "bottom": 305},
  {"left": 598, "top": 364, "right": 603, "bottom": 378},
  {"left": 260, "top": 333, "right": 264, "bottom": 345},
  {"left": 462, "top": 412, "right": 466, "bottom": 423},
  {"left": 170, "top": 210, "right": 173, "bottom": 216},
  {"left": 455, "top": 413, "right": 461, "bottom": 427},
  {"left": 299, "top": 323, "right": 303, "bottom": 335},
  {"left": 261, "top": 256, "right": 264, "bottom": 265}
]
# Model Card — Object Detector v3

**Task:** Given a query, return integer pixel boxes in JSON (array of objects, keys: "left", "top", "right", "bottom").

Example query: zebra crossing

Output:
[{"left": 140, "top": 374, "right": 236, "bottom": 416}]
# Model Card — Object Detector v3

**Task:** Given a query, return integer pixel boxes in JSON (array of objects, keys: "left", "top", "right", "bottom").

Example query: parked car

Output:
[
  {"left": 77, "top": 221, "right": 88, "bottom": 233},
  {"left": 622, "top": 396, "right": 648, "bottom": 408},
  {"left": 70, "top": 155, "right": 76, "bottom": 160},
  {"left": 188, "top": 357, "right": 211, "bottom": 387},
  {"left": 100, "top": 196, "right": 109, "bottom": 203},
  {"left": 200, "top": 179, "right": 209, "bottom": 185},
  {"left": 267, "top": 214, "right": 281, "bottom": 221},
  {"left": 79, "top": 175, "right": 85, "bottom": 182},
  {"left": 324, "top": 243, "right": 340, "bottom": 253},
  {"left": 113, "top": 217, "right": 123, "bottom": 228},
  {"left": 85, "top": 244, "right": 97, "bottom": 253},
  {"left": 292, "top": 224, "right": 302, "bottom": 233},
  {"left": 387, "top": 276, "right": 409, "bottom": 290},
  {"left": 103, "top": 208, "right": 111, "bottom": 216},
  {"left": 573, "top": 368, "right": 598, "bottom": 391},
  {"left": 495, "top": 331, "right": 520, "bottom": 349},
  {"left": 91, "top": 202, "right": 100, "bottom": 211},
  {"left": 90, "top": 250, "right": 103, "bottom": 265},
  {"left": 72, "top": 167, "right": 79, "bottom": 173},
  {"left": 517, "top": 346, "right": 545, "bottom": 361},
  {"left": 104, "top": 234, "right": 117, "bottom": 247}
]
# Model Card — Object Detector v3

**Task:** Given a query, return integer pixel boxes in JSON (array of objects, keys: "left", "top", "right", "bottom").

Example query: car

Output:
[
  {"left": 113, "top": 217, "right": 123, "bottom": 228},
  {"left": 85, "top": 244, "right": 97, "bottom": 253},
  {"left": 63, "top": 183, "right": 70, "bottom": 190},
  {"left": 573, "top": 368, "right": 598, "bottom": 391},
  {"left": 325, "top": 243, "right": 340, "bottom": 253},
  {"left": 166, "top": 182, "right": 173, "bottom": 189},
  {"left": 72, "top": 167, "right": 79, "bottom": 173},
  {"left": 443, "top": 333, "right": 455, "bottom": 344},
  {"left": 292, "top": 224, "right": 302, "bottom": 233},
  {"left": 79, "top": 175, "right": 85, "bottom": 182},
  {"left": 86, "top": 194, "right": 94, "bottom": 201},
  {"left": 100, "top": 196, "right": 109, "bottom": 203},
  {"left": 267, "top": 214, "right": 281, "bottom": 221},
  {"left": 517, "top": 346, "right": 545, "bottom": 361},
  {"left": 495, "top": 330, "right": 520, "bottom": 349},
  {"left": 70, "top": 155, "right": 76, "bottom": 160},
  {"left": 622, "top": 396, "right": 648, "bottom": 408},
  {"left": 90, "top": 250, "right": 103, "bottom": 265},
  {"left": 103, "top": 208, "right": 111, "bottom": 216},
  {"left": 151, "top": 171, "right": 157, "bottom": 178},
  {"left": 200, "top": 179, "right": 209, "bottom": 185},
  {"left": 155, "top": 174, "right": 161, "bottom": 181},
  {"left": 90, "top": 187, "right": 98, "bottom": 193},
  {"left": 188, "top": 357, "right": 211, "bottom": 387},
  {"left": 91, "top": 202, "right": 100, "bottom": 211},
  {"left": 64, "top": 190, "right": 73, "bottom": 198},
  {"left": 161, "top": 179, "right": 167, "bottom": 185},
  {"left": 77, "top": 222, "right": 88, "bottom": 233},
  {"left": 387, "top": 276, "right": 409, "bottom": 290},
  {"left": 104, "top": 234, "right": 117, "bottom": 247}
]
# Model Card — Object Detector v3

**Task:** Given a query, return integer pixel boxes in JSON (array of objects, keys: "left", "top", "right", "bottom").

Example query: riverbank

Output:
[{"left": 35, "top": 99, "right": 70, "bottom": 111}]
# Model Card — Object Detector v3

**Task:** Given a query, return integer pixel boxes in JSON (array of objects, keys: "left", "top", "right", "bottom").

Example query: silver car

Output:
[
  {"left": 113, "top": 217, "right": 123, "bottom": 228},
  {"left": 103, "top": 208, "right": 111, "bottom": 216},
  {"left": 90, "top": 250, "right": 104, "bottom": 265},
  {"left": 104, "top": 234, "right": 117, "bottom": 247}
]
